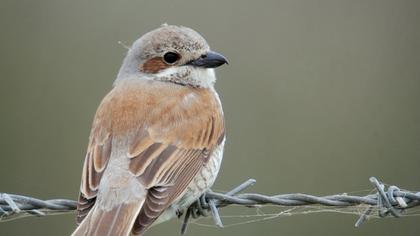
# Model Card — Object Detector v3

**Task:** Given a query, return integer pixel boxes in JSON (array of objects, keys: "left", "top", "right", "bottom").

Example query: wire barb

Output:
[
  {"left": 180, "top": 179, "right": 255, "bottom": 234},
  {"left": 0, "top": 177, "right": 419, "bottom": 231}
]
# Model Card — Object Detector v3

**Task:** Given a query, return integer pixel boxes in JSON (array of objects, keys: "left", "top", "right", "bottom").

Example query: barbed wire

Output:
[{"left": 1, "top": 177, "right": 419, "bottom": 234}]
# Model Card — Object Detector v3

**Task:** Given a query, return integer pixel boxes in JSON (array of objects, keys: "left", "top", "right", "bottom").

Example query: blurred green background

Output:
[{"left": 1, "top": 0, "right": 419, "bottom": 235}]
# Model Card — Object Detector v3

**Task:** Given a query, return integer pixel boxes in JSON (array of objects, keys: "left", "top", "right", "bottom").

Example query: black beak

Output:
[{"left": 187, "top": 51, "right": 228, "bottom": 68}]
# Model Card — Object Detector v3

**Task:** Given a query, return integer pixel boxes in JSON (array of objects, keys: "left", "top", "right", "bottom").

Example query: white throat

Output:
[
  {"left": 115, "top": 67, "right": 216, "bottom": 88},
  {"left": 153, "top": 67, "right": 216, "bottom": 88}
]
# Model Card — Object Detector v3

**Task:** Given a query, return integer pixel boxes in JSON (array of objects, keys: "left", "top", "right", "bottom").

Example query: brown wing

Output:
[
  {"left": 128, "top": 144, "right": 208, "bottom": 232},
  {"left": 76, "top": 117, "right": 112, "bottom": 223},
  {"left": 76, "top": 80, "right": 225, "bottom": 232}
]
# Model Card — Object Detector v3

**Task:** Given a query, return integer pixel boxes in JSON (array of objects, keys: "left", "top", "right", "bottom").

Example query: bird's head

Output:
[{"left": 116, "top": 24, "right": 228, "bottom": 88}]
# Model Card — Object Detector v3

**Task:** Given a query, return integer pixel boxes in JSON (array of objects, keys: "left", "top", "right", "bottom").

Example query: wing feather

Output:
[
  {"left": 92, "top": 136, "right": 112, "bottom": 172},
  {"left": 76, "top": 80, "right": 225, "bottom": 234},
  {"left": 129, "top": 143, "right": 168, "bottom": 176}
]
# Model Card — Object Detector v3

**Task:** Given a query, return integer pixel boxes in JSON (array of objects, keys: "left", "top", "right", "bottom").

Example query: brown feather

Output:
[
  {"left": 128, "top": 129, "right": 154, "bottom": 157},
  {"left": 129, "top": 143, "right": 167, "bottom": 176},
  {"left": 87, "top": 154, "right": 102, "bottom": 191},
  {"left": 75, "top": 79, "right": 225, "bottom": 235},
  {"left": 140, "top": 57, "right": 171, "bottom": 73},
  {"left": 76, "top": 194, "right": 95, "bottom": 224},
  {"left": 92, "top": 136, "right": 112, "bottom": 172}
]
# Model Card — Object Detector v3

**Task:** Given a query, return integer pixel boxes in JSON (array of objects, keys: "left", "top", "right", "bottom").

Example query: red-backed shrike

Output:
[{"left": 72, "top": 25, "right": 228, "bottom": 236}]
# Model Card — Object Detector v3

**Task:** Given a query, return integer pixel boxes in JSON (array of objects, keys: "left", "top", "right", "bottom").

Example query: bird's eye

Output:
[{"left": 163, "top": 52, "right": 180, "bottom": 64}]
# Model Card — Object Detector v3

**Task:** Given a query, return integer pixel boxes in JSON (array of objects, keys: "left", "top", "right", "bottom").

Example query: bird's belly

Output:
[
  {"left": 177, "top": 138, "right": 225, "bottom": 208},
  {"left": 154, "top": 139, "right": 225, "bottom": 225}
]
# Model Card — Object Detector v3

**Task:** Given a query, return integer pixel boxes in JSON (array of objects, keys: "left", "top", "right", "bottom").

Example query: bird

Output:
[{"left": 72, "top": 24, "right": 228, "bottom": 236}]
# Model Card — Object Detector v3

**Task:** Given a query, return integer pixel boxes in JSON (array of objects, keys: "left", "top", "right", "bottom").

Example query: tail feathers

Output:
[{"left": 72, "top": 200, "right": 145, "bottom": 236}]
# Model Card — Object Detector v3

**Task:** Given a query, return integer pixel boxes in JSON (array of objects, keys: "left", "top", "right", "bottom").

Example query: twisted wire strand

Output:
[{"left": 0, "top": 177, "right": 419, "bottom": 233}]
